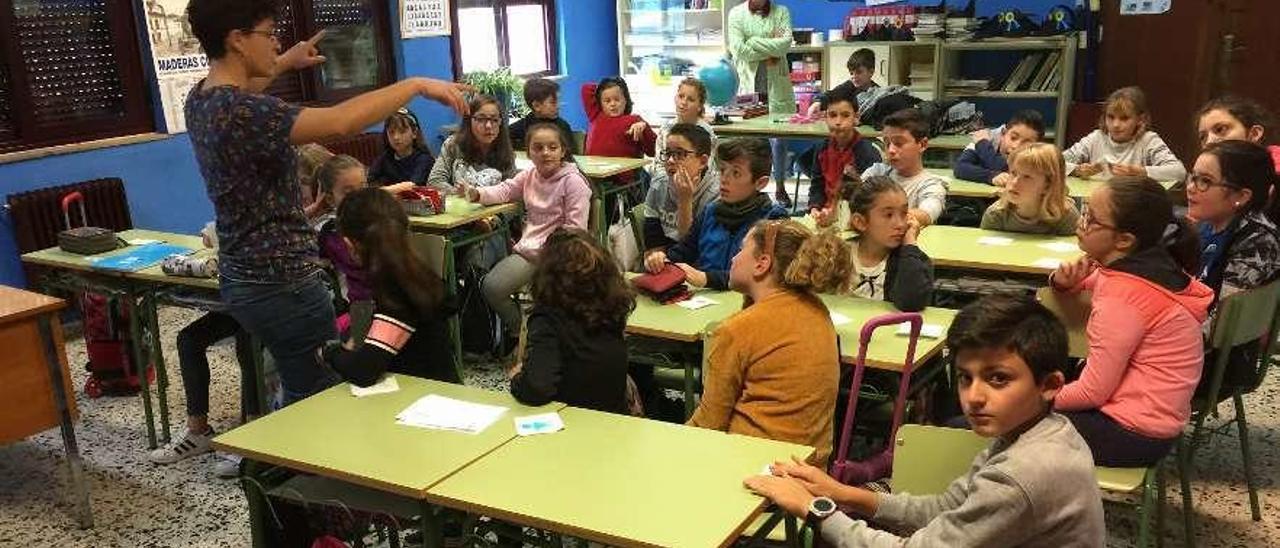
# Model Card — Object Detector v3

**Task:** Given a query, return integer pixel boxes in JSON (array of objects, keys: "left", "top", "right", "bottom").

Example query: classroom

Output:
[{"left": 2, "top": 0, "right": 1278, "bottom": 546}]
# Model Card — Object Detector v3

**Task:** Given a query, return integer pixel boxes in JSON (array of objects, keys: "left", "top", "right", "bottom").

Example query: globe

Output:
[{"left": 697, "top": 59, "right": 738, "bottom": 107}]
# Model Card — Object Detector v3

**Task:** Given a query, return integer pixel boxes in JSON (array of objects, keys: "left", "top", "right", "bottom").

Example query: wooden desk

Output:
[
  {"left": 0, "top": 286, "right": 92, "bottom": 527},
  {"left": 427, "top": 406, "right": 810, "bottom": 548}
]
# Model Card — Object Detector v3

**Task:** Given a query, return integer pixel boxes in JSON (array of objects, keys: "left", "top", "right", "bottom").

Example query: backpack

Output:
[{"left": 458, "top": 261, "right": 501, "bottom": 355}]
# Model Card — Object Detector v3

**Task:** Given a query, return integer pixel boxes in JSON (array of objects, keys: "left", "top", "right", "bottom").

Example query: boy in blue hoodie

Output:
[
  {"left": 643, "top": 138, "right": 788, "bottom": 290},
  {"left": 953, "top": 110, "right": 1045, "bottom": 186}
]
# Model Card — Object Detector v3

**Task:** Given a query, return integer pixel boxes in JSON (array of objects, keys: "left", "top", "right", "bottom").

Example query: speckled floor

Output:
[{"left": 1, "top": 305, "right": 1277, "bottom": 547}]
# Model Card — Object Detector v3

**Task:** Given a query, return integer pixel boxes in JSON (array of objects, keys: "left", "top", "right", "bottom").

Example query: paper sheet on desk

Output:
[
  {"left": 977, "top": 236, "right": 1013, "bottom": 246},
  {"left": 677, "top": 296, "right": 717, "bottom": 310},
  {"left": 897, "top": 322, "right": 944, "bottom": 339},
  {"left": 350, "top": 376, "right": 399, "bottom": 397},
  {"left": 396, "top": 394, "right": 507, "bottom": 434},
  {"left": 1038, "top": 242, "right": 1078, "bottom": 253},
  {"left": 515, "top": 412, "right": 564, "bottom": 436},
  {"left": 1032, "top": 258, "right": 1063, "bottom": 269},
  {"left": 829, "top": 312, "right": 853, "bottom": 326}
]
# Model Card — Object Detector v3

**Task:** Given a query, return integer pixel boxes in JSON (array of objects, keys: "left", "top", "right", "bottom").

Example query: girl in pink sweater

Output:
[
  {"left": 1050, "top": 176, "right": 1213, "bottom": 467},
  {"left": 461, "top": 123, "right": 592, "bottom": 353}
]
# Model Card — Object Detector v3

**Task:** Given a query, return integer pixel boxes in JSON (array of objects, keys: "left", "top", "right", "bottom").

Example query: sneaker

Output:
[
  {"left": 213, "top": 454, "right": 243, "bottom": 479},
  {"left": 148, "top": 428, "right": 214, "bottom": 464}
]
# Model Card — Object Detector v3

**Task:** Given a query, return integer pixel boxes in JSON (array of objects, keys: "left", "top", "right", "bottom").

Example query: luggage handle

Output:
[
  {"left": 61, "top": 191, "right": 89, "bottom": 230},
  {"left": 833, "top": 312, "right": 924, "bottom": 467}
]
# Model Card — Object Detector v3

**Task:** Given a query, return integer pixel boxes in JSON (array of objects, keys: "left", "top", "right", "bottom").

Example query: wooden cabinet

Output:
[
  {"left": 0, "top": 288, "right": 76, "bottom": 444},
  {"left": 824, "top": 41, "right": 940, "bottom": 101}
]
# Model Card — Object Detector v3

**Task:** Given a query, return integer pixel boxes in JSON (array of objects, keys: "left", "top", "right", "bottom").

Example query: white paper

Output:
[
  {"left": 677, "top": 296, "right": 718, "bottom": 310},
  {"left": 401, "top": 0, "right": 451, "bottom": 38},
  {"left": 514, "top": 412, "right": 564, "bottom": 436},
  {"left": 1120, "top": 0, "right": 1170, "bottom": 15},
  {"left": 1032, "top": 258, "right": 1063, "bottom": 269},
  {"left": 350, "top": 376, "right": 400, "bottom": 398},
  {"left": 1038, "top": 241, "right": 1079, "bottom": 253},
  {"left": 897, "top": 322, "right": 944, "bottom": 339},
  {"left": 395, "top": 394, "right": 507, "bottom": 434},
  {"left": 977, "top": 236, "right": 1014, "bottom": 246},
  {"left": 127, "top": 239, "right": 161, "bottom": 246},
  {"left": 759, "top": 464, "right": 774, "bottom": 476},
  {"left": 829, "top": 311, "right": 853, "bottom": 326}
]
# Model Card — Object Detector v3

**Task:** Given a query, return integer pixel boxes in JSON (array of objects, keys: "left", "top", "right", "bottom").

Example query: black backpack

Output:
[{"left": 458, "top": 262, "right": 501, "bottom": 355}]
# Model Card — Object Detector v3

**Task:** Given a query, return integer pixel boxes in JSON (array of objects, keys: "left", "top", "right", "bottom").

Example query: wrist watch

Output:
[{"left": 805, "top": 496, "right": 837, "bottom": 529}]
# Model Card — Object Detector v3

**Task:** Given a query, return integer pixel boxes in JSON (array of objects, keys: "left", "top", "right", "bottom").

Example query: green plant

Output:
[{"left": 461, "top": 67, "right": 529, "bottom": 118}]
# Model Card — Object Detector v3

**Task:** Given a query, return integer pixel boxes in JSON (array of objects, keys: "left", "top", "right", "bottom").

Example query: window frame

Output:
[
  {"left": 270, "top": 0, "right": 398, "bottom": 106},
  {"left": 449, "top": 0, "right": 559, "bottom": 79}
]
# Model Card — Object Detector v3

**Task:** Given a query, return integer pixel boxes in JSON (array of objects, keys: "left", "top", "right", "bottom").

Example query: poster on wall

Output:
[
  {"left": 401, "top": 0, "right": 451, "bottom": 39},
  {"left": 140, "top": 0, "right": 209, "bottom": 133}
]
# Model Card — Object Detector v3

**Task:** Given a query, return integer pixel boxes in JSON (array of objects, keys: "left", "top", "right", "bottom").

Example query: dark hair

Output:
[
  {"left": 946, "top": 294, "right": 1068, "bottom": 382},
  {"left": 455, "top": 95, "right": 515, "bottom": 173},
  {"left": 883, "top": 108, "right": 928, "bottom": 141},
  {"left": 842, "top": 175, "right": 905, "bottom": 220},
  {"left": 1201, "top": 140, "right": 1280, "bottom": 222},
  {"left": 531, "top": 228, "right": 635, "bottom": 330},
  {"left": 716, "top": 138, "right": 772, "bottom": 182},
  {"left": 383, "top": 109, "right": 427, "bottom": 154},
  {"left": 820, "top": 84, "right": 859, "bottom": 112},
  {"left": 337, "top": 189, "right": 443, "bottom": 316},
  {"left": 667, "top": 123, "right": 713, "bottom": 156},
  {"left": 1105, "top": 176, "right": 1201, "bottom": 273},
  {"left": 747, "top": 220, "right": 853, "bottom": 294},
  {"left": 523, "top": 78, "right": 560, "bottom": 106},
  {"left": 186, "top": 0, "right": 280, "bottom": 60},
  {"left": 1197, "top": 95, "right": 1274, "bottom": 145},
  {"left": 1007, "top": 110, "right": 1046, "bottom": 140},
  {"left": 594, "top": 77, "right": 634, "bottom": 115},
  {"left": 678, "top": 77, "right": 708, "bottom": 115},
  {"left": 317, "top": 155, "right": 366, "bottom": 195},
  {"left": 747, "top": 0, "right": 772, "bottom": 16},
  {"left": 846, "top": 48, "right": 875, "bottom": 73},
  {"left": 525, "top": 122, "right": 575, "bottom": 164}
]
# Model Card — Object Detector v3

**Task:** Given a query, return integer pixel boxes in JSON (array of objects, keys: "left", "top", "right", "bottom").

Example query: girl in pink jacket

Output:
[
  {"left": 1050, "top": 176, "right": 1213, "bottom": 467},
  {"left": 461, "top": 123, "right": 592, "bottom": 354}
]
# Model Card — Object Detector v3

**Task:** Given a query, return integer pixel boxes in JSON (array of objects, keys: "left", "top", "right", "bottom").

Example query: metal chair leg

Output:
[
  {"left": 1156, "top": 461, "right": 1167, "bottom": 548},
  {"left": 1136, "top": 466, "right": 1157, "bottom": 547},
  {"left": 1176, "top": 435, "right": 1196, "bottom": 548},
  {"left": 1232, "top": 392, "right": 1262, "bottom": 521}
]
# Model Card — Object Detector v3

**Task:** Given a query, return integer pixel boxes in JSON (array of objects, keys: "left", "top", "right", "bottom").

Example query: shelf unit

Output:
[
  {"left": 824, "top": 41, "right": 941, "bottom": 102},
  {"left": 937, "top": 35, "right": 1077, "bottom": 147}
]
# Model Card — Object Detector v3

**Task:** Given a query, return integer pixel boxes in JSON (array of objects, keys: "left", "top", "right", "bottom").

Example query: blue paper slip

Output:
[
  {"left": 89, "top": 243, "right": 194, "bottom": 272},
  {"left": 514, "top": 412, "right": 565, "bottom": 437}
]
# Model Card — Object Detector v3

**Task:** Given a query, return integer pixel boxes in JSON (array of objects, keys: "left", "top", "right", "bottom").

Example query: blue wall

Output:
[
  {"left": 787, "top": 0, "right": 1071, "bottom": 30},
  {"left": 0, "top": 0, "right": 620, "bottom": 287}
]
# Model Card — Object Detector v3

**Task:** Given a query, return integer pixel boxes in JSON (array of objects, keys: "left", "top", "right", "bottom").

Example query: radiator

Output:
[
  {"left": 7, "top": 178, "right": 133, "bottom": 254},
  {"left": 323, "top": 133, "right": 384, "bottom": 168}
]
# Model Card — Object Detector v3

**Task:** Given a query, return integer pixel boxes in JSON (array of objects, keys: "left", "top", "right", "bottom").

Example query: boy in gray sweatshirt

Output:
[{"left": 745, "top": 294, "right": 1105, "bottom": 547}]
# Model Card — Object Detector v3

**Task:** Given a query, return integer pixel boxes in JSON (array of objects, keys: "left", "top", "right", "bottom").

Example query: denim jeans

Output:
[{"left": 221, "top": 271, "right": 337, "bottom": 405}]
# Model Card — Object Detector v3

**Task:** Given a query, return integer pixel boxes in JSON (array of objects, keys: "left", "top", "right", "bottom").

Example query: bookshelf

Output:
[{"left": 825, "top": 41, "right": 941, "bottom": 101}]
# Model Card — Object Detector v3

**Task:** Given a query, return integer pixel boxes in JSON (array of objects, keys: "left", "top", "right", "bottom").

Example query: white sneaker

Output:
[
  {"left": 213, "top": 454, "right": 242, "bottom": 479},
  {"left": 148, "top": 428, "right": 214, "bottom": 464}
]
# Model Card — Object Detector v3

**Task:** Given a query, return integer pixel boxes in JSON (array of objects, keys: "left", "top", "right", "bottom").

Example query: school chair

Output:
[
  {"left": 1034, "top": 287, "right": 1091, "bottom": 359},
  {"left": 890, "top": 424, "right": 988, "bottom": 495},
  {"left": 408, "top": 232, "right": 465, "bottom": 380},
  {"left": 1096, "top": 456, "right": 1177, "bottom": 548},
  {"left": 572, "top": 131, "right": 586, "bottom": 155},
  {"left": 1184, "top": 278, "right": 1280, "bottom": 525},
  {"left": 629, "top": 203, "right": 647, "bottom": 255}
]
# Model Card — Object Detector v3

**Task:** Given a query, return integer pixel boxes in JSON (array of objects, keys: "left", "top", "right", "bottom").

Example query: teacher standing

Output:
[
  {"left": 183, "top": 0, "right": 469, "bottom": 405},
  {"left": 727, "top": 0, "right": 796, "bottom": 207}
]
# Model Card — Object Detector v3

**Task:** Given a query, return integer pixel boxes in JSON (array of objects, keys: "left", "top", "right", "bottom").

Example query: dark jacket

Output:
[
  {"left": 667, "top": 198, "right": 789, "bottom": 290},
  {"left": 369, "top": 147, "right": 435, "bottom": 186},
  {"left": 324, "top": 286, "right": 459, "bottom": 387},
  {"left": 854, "top": 239, "right": 934, "bottom": 312},
  {"left": 953, "top": 139, "right": 1007, "bottom": 184},
  {"left": 800, "top": 138, "right": 881, "bottom": 211},
  {"left": 510, "top": 114, "right": 576, "bottom": 154},
  {"left": 510, "top": 305, "right": 629, "bottom": 414}
]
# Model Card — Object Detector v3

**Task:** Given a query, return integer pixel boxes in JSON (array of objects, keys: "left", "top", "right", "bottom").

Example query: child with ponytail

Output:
[
  {"left": 688, "top": 219, "right": 854, "bottom": 465},
  {"left": 1050, "top": 176, "right": 1213, "bottom": 467},
  {"left": 320, "top": 188, "right": 457, "bottom": 386}
]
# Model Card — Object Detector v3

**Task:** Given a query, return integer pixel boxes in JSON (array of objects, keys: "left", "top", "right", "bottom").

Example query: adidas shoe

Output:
[{"left": 147, "top": 428, "right": 214, "bottom": 464}]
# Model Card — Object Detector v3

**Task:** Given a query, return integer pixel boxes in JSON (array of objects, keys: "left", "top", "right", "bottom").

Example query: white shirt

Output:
[{"left": 851, "top": 253, "right": 889, "bottom": 301}]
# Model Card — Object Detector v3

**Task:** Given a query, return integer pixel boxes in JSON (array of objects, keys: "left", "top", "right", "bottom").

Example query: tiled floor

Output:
[{"left": 1, "top": 305, "right": 1276, "bottom": 547}]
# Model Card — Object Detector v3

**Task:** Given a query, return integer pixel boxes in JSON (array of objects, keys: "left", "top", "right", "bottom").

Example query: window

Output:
[
  {"left": 0, "top": 0, "right": 153, "bottom": 154},
  {"left": 266, "top": 0, "right": 396, "bottom": 105},
  {"left": 451, "top": 0, "right": 558, "bottom": 77}
]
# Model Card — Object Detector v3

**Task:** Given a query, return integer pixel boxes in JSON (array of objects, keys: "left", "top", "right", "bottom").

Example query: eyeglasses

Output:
[
  {"left": 660, "top": 148, "right": 695, "bottom": 162},
  {"left": 1078, "top": 204, "right": 1117, "bottom": 232},
  {"left": 1185, "top": 173, "right": 1241, "bottom": 193},
  {"left": 471, "top": 116, "right": 501, "bottom": 127},
  {"left": 243, "top": 29, "right": 281, "bottom": 42}
]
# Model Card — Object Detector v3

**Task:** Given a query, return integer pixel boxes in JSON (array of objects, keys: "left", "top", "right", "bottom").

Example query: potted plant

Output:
[{"left": 461, "top": 67, "right": 529, "bottom": 122}]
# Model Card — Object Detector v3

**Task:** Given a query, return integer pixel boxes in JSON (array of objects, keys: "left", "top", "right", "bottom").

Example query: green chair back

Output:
[
  {"left": 408, "top": 233, "right": 463, "bottom": 378},
  {"left": 630, "top": 203, "right": 648, "bottom": 255},
  {"left": 1202, "top": 279, "right": 1280, "bottom": 407},
  {"left": 890, "top": 424, "right": 989, "bottom": 495},
  {"left": 572, "top": 130, "right": 586, "bottom": 155}
]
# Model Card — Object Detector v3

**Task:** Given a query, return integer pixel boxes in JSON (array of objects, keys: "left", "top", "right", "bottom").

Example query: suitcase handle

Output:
[{"left": 61, "top": 191, "right": 89, "bottom": 230}]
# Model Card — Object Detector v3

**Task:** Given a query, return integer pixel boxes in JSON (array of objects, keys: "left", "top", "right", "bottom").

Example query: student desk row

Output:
[
  {"left": 709, "top": 118, "right": 974, "bottom": 151},
  {"left": 932, "top": 168, "right": 1178, "bottom": 201},
  {"left": 212, "top": 376, "right": 811, "bottom": 548}
]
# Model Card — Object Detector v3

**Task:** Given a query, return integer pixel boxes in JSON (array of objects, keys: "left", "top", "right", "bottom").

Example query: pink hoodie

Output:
[
  {"left": 477, "top": 162, "right": 591, "bottom": 259},
  {"left": 1054, "top": 265, "right": 1214, "bottom": 439}
]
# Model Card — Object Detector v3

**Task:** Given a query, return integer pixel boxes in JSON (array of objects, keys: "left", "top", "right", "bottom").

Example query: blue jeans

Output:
[{"left": 221, "top": 271, "right": 337, "bottom": 405}]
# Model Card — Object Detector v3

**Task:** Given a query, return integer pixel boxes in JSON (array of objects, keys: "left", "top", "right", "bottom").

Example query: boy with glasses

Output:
[{"left": 642, "top": 124, "right": 721, "bottom": 251}]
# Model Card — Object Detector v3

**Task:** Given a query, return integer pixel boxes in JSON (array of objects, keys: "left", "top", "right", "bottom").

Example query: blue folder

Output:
[{"left": 90, "top": 243, "right": 194, "bottom": 272}]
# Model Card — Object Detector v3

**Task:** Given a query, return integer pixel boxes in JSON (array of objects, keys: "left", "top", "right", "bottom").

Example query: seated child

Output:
[
  {"left": 582, "top": 77, "right": 656, "bottom": 161},
  {"left": 980, "top": 142, "right": 1080, "bottom": 235},
  {"left": 953, "top": 109, "right": 1045, "bottom": 186},
  {"left": 806, "top": 48, "right": 879, "bottom": 117},
  {"left": 320, "top": 189, "right": 458, "bottom": 385},
  {"left": 860, "top": 109, "right": 948, "bottom": 227},
  {"left": 688, "top": 219, "right": 853, "bottom": 464},
  {"left": 745, "top": 294, "right": 1105, "bottom": 547},
  {"left": 652, "top": 77, "right": 718, "bottom": 174},
  {"left": 842, "top": 176, "right": 933, "bottom": 312},
  {"left": 297, "top": 143, "right": 335, "bottom": 223},
  {"left": 1064, "top": 86, "right": 1187, "bottom": 182},
  {"left": 1051, "top": 177, "right": 1212, "bottom": 467},
  {"left": 802, "top": 85, "right": 881, "bottom": 217},
  {"left": 314, "top": 155, "right": 376, "bottom": 305},
  {"left": 368, "top": 108, "right": 435, "bottom": 187},
  {"left": 643, "top": 124, "right": 720, "bottom": 250},
  {"left": 510, "top": 228, "right": 634, "bottom": 414},
  {"left": 643, "top": 138, "right": 789, "bottom": 290},
  {"left": 461, "top": 123, "right": 591, "bottom": 351},
  {"left": 1196, "top": 94, "right": 1280, "bottom": 175},
  {"left": 509, "top": 78, "right": 575, "bottom": 153}
]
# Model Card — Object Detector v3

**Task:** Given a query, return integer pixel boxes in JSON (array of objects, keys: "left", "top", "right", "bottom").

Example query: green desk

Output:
[
  {"left": 407, "top": 195, "right": 517, "bottom": 233},
  {"left": 917, "top": 225, "right": 1081, "bottom": 276},
  {"left": 427, "top": 406, "right": 811, "bottom": 548},
  {"left": 711, "top": 117, "right": 833, "bottom": 139},
  {"left": 626, "top": 287, "right": 742, "bottom": 343},
  {"left": 820, "top": 295, "right": 957, "bottom": 370},
  {"left": 932, "top": 168, "right": 1176, "bottom": 201}
]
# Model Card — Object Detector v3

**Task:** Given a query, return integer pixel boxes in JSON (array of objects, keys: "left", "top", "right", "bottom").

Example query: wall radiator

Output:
[{"left": 7, "top": 177, "right": 133, "bottom": 256}]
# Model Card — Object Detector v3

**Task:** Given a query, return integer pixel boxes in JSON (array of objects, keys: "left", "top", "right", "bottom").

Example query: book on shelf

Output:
[
  {"left": 1028, "top": 51, "right": 1060, "bottom": 92},
  {"left": 946, "top": 78, "right": 990, "bottom": 94},
  {"left": 1042, "top": 68, "right": 1062, "bottom": 93},
  {"left": 1002, "top": 53, "right": 1043, "bottom": 92}
]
